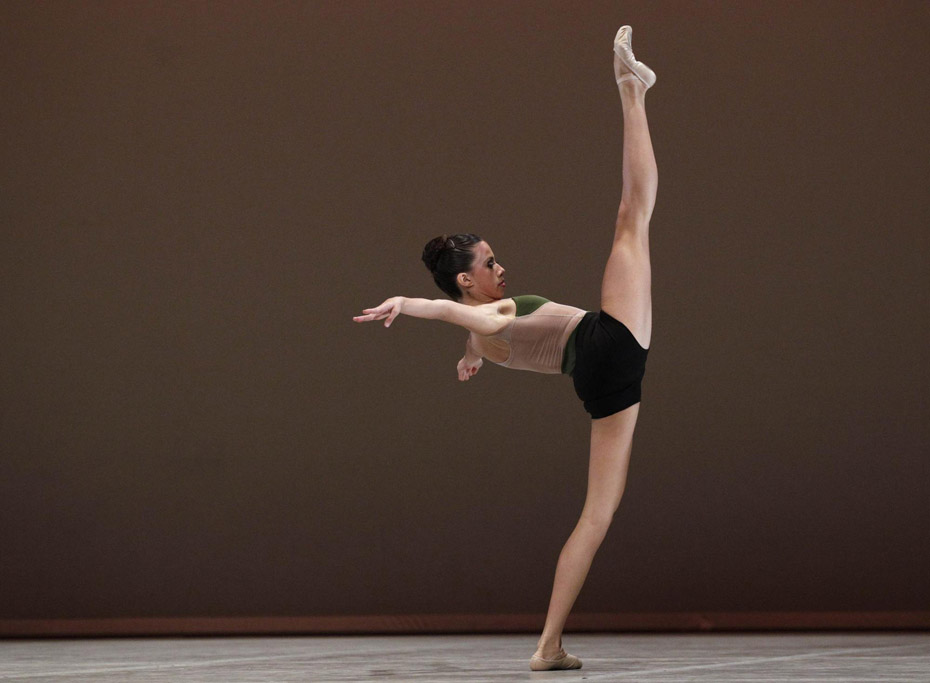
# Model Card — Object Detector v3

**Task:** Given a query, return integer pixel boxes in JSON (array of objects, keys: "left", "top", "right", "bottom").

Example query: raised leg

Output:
[
  {"left": 601, "top": 79, "right": 655, "bottom": 349},
  {"left": 617, "top": 80, "right": 657, "bottom": 223},
  {"left": 533, "top": 402, "right": 640, "bottom": 660}
]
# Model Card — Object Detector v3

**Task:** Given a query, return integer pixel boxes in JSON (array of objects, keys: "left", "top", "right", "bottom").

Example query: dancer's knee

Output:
[
  {"left": 615, "top": 202, "right": 651, "bottom": 243},
  {"left": 579, "top": 505, "right": 619, "bottom": 534}
]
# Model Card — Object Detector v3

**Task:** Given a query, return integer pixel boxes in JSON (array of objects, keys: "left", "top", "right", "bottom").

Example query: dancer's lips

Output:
[{"left": 499, "top": 281, "right": 506, "bottom": 287}]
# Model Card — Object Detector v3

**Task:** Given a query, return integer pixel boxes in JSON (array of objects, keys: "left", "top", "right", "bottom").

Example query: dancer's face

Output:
[{"left": 458, "top": 241, "right": 506, "bottom": 302}]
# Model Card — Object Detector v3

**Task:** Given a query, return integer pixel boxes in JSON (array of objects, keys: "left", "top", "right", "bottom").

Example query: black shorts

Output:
[{"left": 571, "top": 310, "right": 649, "bottom": 419}]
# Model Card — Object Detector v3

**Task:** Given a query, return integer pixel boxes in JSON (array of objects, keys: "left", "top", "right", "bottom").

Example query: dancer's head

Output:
[{"left": 422, "top": 234, "right": 506, "bottom": 304}]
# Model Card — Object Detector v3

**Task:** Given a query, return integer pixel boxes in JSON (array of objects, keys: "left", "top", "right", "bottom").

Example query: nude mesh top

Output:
[{"left": 487, "top": 295, "right": 587, "bottom": 375}]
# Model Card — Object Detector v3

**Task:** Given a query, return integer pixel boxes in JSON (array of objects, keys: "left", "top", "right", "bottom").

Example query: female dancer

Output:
[{"left": 353, "top": 26, "right": 657, "bottom": 672}]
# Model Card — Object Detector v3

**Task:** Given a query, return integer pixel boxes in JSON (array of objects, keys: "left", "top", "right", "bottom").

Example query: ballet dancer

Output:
[{"left": 353, "top": 26, "right": 657, "bottom": 672}]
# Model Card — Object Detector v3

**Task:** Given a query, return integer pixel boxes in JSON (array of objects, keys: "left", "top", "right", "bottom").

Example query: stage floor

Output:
[{"left": 1, "top": 632, "right": 928, "bottom": 680}]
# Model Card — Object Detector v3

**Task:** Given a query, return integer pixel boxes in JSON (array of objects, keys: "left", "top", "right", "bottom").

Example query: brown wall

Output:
[{"left": 1, "top": 1, "right": 928, "bottom": 625}]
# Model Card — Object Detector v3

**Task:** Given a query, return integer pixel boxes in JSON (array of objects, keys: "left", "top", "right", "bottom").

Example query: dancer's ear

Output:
[{"left": 456, "top": 272, "right": 474, "bottom": 291}]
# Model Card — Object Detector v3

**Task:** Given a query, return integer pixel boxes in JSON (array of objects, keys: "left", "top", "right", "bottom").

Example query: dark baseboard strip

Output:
[{"left": 2, "top": 612, "right": 929, "bottom": 638}]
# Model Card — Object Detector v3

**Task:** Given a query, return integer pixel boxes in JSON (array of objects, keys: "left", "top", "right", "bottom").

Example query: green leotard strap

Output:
[
  {"left": 562, "top": 324, "right": 579, "bottom": 376},
  {"left": 513, "top": 294, "right": 549, "bottom": 316}
]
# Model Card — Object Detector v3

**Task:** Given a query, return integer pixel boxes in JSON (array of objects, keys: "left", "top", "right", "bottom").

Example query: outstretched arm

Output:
[
  {"left": 353, "top": 297, "right": 505, "bottom": 335},
  {"left": 352, "top": 296, "right": 442, "bottom": 328}
]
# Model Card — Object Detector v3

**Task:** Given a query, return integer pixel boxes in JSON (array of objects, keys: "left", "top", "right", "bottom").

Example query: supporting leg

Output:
[{"left": 533, "top": 403, "right": 640, "bottom": 659}]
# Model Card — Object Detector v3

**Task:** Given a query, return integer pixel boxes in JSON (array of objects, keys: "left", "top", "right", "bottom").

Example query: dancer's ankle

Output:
[
  {"left": 620, "top": 87, "right": 646, "bottom": 112},
  {"left": 619, "top": 78, "right": 647, "bottom": 102},
  {"left": 535, "top": 637, "right": 563, "bottom": 658}
]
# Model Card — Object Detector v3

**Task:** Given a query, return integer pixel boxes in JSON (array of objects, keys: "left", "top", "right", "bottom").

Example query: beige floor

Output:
[{"left": 0, "top": 632, "right": 928, "bottom": 681}]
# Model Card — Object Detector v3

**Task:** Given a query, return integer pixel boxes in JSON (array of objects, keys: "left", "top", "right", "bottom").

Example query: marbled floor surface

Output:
[{"left": 1, "top": 632, "right": 928, "bottom": 681}]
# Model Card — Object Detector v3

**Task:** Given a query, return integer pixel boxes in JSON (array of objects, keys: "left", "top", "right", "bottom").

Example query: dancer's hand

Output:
[
  {"left": 457, "top": 356, "right": 482, "bottom": 381},
  {"left": 353, "top": 296, "right": 405, "bottom": 327}
]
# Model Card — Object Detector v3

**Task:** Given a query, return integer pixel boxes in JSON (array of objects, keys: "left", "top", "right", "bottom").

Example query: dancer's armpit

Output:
[{"left": 439, "top": 301, "right": 508, "bottom": 336}]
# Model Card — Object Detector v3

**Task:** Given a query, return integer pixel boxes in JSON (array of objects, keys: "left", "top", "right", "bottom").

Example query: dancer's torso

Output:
[{"left": 471, "top": 295, "right": 587, "bottom": 375}]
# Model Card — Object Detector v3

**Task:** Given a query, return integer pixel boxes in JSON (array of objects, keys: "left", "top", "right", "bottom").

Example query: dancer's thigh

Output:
[
  {"left": 600, "top": 231, "right": 651, "bottom": 350},
  {"left": 580, "top": 402, "right": 640, "bottom": 526}
]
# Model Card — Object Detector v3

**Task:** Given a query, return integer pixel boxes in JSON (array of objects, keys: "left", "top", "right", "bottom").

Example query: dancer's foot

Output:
[
  {"left": 613, "top": 25, "right": 656, "bottom": 90},
  {"left": 530, "top": 646, "right": 583, "bottom": 671}
]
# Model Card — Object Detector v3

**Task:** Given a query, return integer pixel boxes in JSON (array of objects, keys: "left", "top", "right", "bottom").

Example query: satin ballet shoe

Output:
[
  {"left": 529, "top": 647, "right": 583, "bottom": 671},
  {"left": 614, "top": 25, "right": 656, "bottom": 89}
]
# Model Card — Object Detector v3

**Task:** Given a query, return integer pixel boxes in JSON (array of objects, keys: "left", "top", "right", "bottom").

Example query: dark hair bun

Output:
[
  {"left": 421, "top": 235, "right": 450, "bottom": 273},
  {"left": 420, "top": 232, "right": 482, "bottom": 302}
]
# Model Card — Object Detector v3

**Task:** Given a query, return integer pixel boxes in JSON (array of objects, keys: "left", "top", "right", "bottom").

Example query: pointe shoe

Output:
[
  {"left": 614, "top": 25, "right": 656, "bottom": 89},
  {"left": 529, "top": 647, "right": 583, "bottom": 671}
]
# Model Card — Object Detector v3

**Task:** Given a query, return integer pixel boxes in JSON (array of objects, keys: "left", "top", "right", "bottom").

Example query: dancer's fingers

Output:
[{"left": 353, "top": 310, "right": 385, "bottom": 322}]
